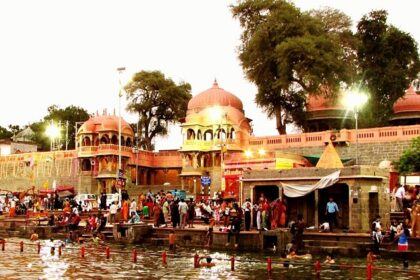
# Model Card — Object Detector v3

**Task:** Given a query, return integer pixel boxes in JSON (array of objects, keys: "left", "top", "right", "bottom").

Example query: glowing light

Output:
[
  {"left": 209, "top": 106, "right": 223, "bottom": 123},
  {"left": 45, "top": 123, "right": 60, "bottom": 139},
  {"left": 342, "top": 89, "right": 368, "bottom": 111},
  {"left": 245, "top": 150, "right": 253, "bottom": 158},
  {"left": 258, "top": 148, "right": 266, "bottom": 156}
]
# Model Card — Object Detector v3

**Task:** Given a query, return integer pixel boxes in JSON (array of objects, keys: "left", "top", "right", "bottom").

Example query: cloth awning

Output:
[
  {"left": 57, "top": 190, "right": 73, "bottom": 198},
  {"left": 282, "top": 170, "right": 341, "bottom": 198}
]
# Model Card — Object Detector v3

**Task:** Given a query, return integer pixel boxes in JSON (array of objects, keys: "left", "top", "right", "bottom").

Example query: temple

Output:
[{"left": 0, "top": 79, "right": 420, "bottom": 232}]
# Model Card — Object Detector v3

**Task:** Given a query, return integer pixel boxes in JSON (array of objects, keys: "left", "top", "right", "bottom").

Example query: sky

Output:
[{"left": 1, "top": 0, "right": 419, "bottom": 151}]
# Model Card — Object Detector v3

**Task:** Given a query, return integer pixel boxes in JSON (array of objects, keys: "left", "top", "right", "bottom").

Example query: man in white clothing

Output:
[
  {"left": 395, "top": 185, "right": 406, "bottom": 211},
  {"left": 109, "top": 202, "right": 118, "bottom": 224},
  {"left": 178, "top": 199, "right": 188, "bottom": 229},
  {"left": 130, "top": 199, "right": 137, "bottom": 218}
]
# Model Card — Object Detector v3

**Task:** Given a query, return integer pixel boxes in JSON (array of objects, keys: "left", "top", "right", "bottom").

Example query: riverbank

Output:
[{"left": 1, "top": 214, "right": 419, "bottom": 260}]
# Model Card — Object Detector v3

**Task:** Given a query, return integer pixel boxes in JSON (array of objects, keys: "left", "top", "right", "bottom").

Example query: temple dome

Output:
[
  {"left": 307, "top": 92, "right": 346, "bottom": 112},
  {"left": 78, "top": 113, "right": 134, "bottom": 136},
  {"left": 187, "top": 80, "right": 243, "bottom": 112},
  {"left": 393, "top": 86, "right": 420, "bottom": 114}
]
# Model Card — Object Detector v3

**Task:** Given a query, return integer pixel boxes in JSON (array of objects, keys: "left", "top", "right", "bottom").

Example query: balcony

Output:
[
  {"left": 180, "top": 140, "right": 216, "bottom": 151},
  {"left": 77, "top": 146, "right": 98, "bottom": 157}
]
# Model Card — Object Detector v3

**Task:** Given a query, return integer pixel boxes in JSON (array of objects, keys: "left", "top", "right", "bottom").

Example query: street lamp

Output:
[
  {"left": 244, "top": 149, "right": 253, "bottom": 159},
  {"left": 45, "top": 121, "right": 60, "bottom": 151},
  {"left": 117, "top": 67, "right": 125, "bottom": 206},
  {"left": 210, "top": 106, "right": 227, "bottom": 192},
  {"left": 74, "top": 121, "right": 85, "bottom": 150},
  {"left": 45, "top": 121, "right": 60, "bottom": 189},
  {"left": 342, "top": 89, "right": 368, "bottom": 165},
  {"left": 133, "top": 121, "right": 140, "bottom": 186}
]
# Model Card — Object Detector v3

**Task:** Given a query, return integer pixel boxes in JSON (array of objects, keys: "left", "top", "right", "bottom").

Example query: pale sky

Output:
[{"left": 1, "top": 0, "right": 418, "bottom": 151}]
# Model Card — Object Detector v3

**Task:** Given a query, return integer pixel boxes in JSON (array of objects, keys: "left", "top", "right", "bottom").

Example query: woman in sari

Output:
[{"left": 122, "top": 199, "right": 129, "bottom": 222}]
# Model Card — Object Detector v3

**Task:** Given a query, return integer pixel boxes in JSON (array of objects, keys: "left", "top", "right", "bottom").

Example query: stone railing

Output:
[
  {"left": 78, "top": 146, "right": 98, "bottom": 157},
  {"left": 249, "top": 124, "right": 420, "bottom": 148}
]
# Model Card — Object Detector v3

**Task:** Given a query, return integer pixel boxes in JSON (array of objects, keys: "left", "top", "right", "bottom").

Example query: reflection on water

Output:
[{"left": 0, "top": 238, "right": 419, "bottom": 279}]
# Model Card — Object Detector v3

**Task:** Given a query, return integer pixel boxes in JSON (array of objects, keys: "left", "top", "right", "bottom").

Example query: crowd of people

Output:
[
  {"left": 1, "top": 184, "right": 418, "bottom": 258},
  {"left": 116, "top": 190, "right": 289, "bottom": 233}
]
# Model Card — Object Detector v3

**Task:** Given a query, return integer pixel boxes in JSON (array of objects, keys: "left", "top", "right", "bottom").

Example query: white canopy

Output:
[{"left": 282, "top": 170, "right": 341, "bottom": 198}]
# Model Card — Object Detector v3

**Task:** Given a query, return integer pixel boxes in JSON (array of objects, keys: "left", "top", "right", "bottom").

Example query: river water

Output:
[{"left": 0, "top": 238, "right": 418, "bottom": 279}]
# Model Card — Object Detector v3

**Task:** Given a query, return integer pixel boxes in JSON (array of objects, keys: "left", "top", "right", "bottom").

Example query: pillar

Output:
[
  {"left": 192, "top": 152, "right": 198, "bottom": 168},
  {"left": 314, "top": 189, "right": 319, "bottom": 229}
]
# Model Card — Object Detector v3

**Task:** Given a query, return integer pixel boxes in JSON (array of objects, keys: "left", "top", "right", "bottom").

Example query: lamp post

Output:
[
  {"left": 343, "top": 90, "right": 368, "bottom": 165},
  {"left": 46, "top": 121, "right": 60, "bottom": 152},
  {"left": 45, "top": 121, "right": 60, "bottom": 188},
  {"left": 133, "top": 120, "right": 140, "bottom": 186},
  {"left": 210, "top": 106, "right": 227, "bottom": 193},
  {"left": 74, "top": 121, "right": 85, "bottom": 150},
  {"left": 117, "top": 67, "right": 125, "bottom": 206}
]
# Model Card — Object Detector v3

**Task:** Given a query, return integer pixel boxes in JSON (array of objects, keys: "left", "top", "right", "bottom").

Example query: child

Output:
[
  {"left": 168, "top": 230, "right": 176, "bottom": 250},
  {"left": 319, "top": 221, "right": 330, "bottom": 232},
  {"left": 389, "top": 219, "right": 398, "bottom": 241},
  {"left": 372, "top": 227, "right": 383, "bottom": 255}
]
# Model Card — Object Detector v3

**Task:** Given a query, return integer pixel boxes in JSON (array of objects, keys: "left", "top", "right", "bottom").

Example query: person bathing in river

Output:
[
  {"left": 30, "top": 231, "right": 39, "bottom": 241},
  {"left": 280, "top": 253, "right": 292, "bottom": 268},
  {"left": 199, "top": 256, "right": 215, "bottom": 267},
  {"left": 91, "top": 233, "right": 102, "bottom": 245},
  {"left": 286, "top": 248, "right": 312, "bottom": 260},
  {"left": 324, "top": 254, "right": 335, "bottom": 264},
  {"left": 169, "top": 230, "right": 176, "bottom": 250},
  {"left": 206, "top": 218, "right": 215, "bottom": 247}
]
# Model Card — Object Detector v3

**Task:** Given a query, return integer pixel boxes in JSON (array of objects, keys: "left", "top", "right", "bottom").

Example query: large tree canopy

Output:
[
  {"left": 395, "top": 137, "right": 420, "bottom": 174},
  {"left": 30, "top": 105, "right": 90, "bottom": 151},
  {"left": 356, "top": 10, "right": 420, "bottom": 127},
  {"left": 124, "top": 70, "right": 192, "bottom": 151},
  {"left": 231, "top": 0, "right": 352, "bottom": 134},
  {"left": 232, "top": 1, "right": 419, "bottom": 133}
]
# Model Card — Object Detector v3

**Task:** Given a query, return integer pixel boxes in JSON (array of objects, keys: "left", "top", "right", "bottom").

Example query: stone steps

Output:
[
  {"left": 304, "top": 245, "right": 361, "bottom": 256},
  {"left": 304, "top": 240, "right": 371, "bottom": 249}
]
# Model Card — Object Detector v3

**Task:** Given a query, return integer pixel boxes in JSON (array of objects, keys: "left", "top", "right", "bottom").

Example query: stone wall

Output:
[
  {"left": 276, "top": 141, "right": 412, "bottom": 166},
  {"left": 0, "top": 156, "right": 79, "bottom": 192}
]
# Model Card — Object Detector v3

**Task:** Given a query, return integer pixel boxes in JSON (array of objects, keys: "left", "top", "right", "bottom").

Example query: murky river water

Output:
[{"left": 0, "top": 238, "right": 418, "bottom": 279}]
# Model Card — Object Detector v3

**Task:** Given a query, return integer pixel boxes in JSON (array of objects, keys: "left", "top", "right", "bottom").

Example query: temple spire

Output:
[{"left": 213, "top": 78, "right": 218, "bottom": 88}]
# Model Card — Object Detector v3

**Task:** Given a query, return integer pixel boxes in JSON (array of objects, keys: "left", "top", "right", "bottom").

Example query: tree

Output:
[
  {"left": 124, "top": 70, "right": 192, "bottom": 151},
  {"left": 395, "top": 137, "right": 420, "bottom": 174},
  {"left": 231, "top": 0, "right": 352, "bottom": 134},
  {"left": 30, "top": 105, "right": 90, "bottom": 151},
  {"left": 0, "top": 126, "right": 13, "bottom": 139},
  {"left": 356, "top": 10, "right": 420, "bottom": 127}
]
